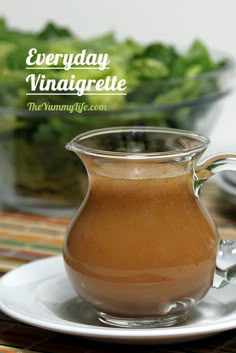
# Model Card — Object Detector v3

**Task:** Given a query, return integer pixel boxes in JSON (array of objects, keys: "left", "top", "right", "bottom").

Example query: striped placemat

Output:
[
  {"left": 0, "top": 212, "right": 67, "bottom": 274},
  {"left": 0, "top": 181, "right": 236, "bottom": 353}
]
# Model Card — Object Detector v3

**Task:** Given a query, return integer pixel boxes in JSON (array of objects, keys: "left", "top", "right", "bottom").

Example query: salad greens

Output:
[
  {"left": 0, "top": 17, "right": 227, "bottom": 110},
  {"left": 0, "top": 19, "right": 231, "bottom": 212}
]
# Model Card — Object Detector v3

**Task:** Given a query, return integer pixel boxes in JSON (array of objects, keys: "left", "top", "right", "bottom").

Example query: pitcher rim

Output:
[{"left": 65, "top": 126, "right": 210, "bottom": 160}]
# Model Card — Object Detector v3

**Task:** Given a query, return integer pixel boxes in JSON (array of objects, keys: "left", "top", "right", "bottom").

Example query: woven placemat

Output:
[{"left": 0, "top": 181, "right": 235, "bottom": 353}]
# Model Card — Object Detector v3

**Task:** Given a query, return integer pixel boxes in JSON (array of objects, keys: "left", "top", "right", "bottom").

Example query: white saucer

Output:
[{"left": 0, "top": 256, "right": 236, "bottom": 344}]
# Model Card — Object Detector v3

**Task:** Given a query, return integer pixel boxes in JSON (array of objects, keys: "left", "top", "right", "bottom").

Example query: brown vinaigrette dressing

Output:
[{"left": 64, "top": 163, "right": 218, "bottom": 317}]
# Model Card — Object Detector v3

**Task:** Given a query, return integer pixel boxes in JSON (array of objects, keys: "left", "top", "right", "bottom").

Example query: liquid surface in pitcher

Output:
[{"left": 64, "top": 163, "right": 218, "bottom": 317}]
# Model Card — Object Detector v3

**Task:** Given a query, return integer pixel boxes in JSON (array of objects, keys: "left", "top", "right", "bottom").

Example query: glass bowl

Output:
[{"left": 0, "top": 52, "right": 235, "bottom": 216}]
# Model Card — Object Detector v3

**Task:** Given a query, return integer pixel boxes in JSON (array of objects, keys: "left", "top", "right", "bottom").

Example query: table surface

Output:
[{"left": 0, "top": 182, "right": 236, "bottom": 353}]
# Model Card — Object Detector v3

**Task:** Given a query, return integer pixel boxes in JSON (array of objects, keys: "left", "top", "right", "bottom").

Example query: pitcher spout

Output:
[
  {"left": 65, "top": 137, "right": 82, "bottom": 153},
  {"left": 65, "top": 141, "right": 76, "bottom": 153}
]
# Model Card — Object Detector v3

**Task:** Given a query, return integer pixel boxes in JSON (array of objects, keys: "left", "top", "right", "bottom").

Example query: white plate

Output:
[{"left": 0, "top": 256, "right": 236, "bottom": 344}]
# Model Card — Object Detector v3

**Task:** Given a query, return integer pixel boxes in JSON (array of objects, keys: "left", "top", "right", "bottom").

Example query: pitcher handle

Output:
[{"left": 195, "top": 153, "right": 236, "bottom": 289}]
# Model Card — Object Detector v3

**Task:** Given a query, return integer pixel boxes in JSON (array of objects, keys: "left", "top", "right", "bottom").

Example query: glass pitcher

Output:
[{"left": 63, "top": 126, "right": 236, "bottom": 328}]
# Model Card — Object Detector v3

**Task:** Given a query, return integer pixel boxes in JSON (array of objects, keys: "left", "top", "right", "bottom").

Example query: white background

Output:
[{"left": 0, "top": 0, "right": 236, "bottom": 154}]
